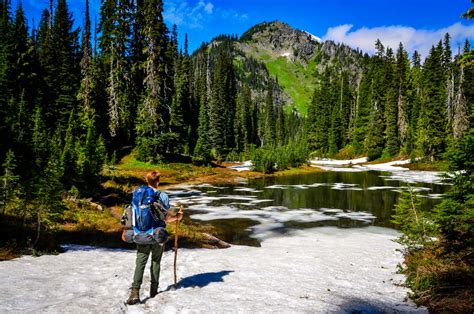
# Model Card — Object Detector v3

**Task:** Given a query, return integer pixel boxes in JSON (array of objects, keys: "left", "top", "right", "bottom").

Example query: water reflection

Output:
[{"left": 169, "top": 171, "right": 449, "bottom": 246}]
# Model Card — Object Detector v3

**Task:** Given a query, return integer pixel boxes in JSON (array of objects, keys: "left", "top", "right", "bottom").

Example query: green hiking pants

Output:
[{"left": 131, "top": 243, "right": 164, "bottom": 289}]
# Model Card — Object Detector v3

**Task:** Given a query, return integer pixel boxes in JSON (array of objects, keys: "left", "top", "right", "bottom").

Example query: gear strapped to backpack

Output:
[{"left": 121, "top": 186, "right": 169, "bottom": 245}]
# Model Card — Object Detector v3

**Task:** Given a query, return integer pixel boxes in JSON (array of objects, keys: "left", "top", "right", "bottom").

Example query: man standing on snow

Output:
[{"left": 126, "top": 170, "right": 183, "bottom": 305}]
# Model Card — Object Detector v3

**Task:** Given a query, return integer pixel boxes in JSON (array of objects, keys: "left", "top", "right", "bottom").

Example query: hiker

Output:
[{"left": 125, "top": 170, "right": 183, "bottom": 305}]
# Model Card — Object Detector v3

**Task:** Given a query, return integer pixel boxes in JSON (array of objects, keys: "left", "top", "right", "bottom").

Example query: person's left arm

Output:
[{"left": 158, "top": 192, "right": 183, "bottom": 222}]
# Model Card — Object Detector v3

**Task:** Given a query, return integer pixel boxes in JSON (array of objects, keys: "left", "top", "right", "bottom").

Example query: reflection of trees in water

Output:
[
  {"left": 247, "top": 171, "right": 447, "bottom": 228},
  {"left": 188, "top": 171, "right": 449, "bottom": 244}
]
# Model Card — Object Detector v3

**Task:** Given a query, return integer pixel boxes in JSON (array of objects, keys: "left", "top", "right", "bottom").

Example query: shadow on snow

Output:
[{"left": 166, "top": 270, "right": 234, "bottom": 290}]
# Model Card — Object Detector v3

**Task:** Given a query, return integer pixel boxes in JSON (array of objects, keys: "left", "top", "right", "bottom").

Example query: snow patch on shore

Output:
[
  {"left": 310, "top": 157, "right": 368, "bottom": 166},
  {"left": 310, "top": 158, "right": 446, "bottom": 184},
  {"left": 227, "top": 160, "right": 252, "bottom": 172},
  {"left": 354, "top": 159, "right": 411, "bottom": 172},
  {"left": 0, "top": 227, "right": 425, "bottom": 313}
]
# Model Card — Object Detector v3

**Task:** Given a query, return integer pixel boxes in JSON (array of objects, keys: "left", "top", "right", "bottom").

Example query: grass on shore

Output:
[
  {"left": 403, "top": 243, "right": 474, "bottom": 312},
  {"left": 399, "top": 160, "right": 448, "bottom": 171}
]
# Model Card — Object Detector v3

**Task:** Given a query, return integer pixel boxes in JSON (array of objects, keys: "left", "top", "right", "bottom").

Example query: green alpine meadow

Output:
[{"left": 0, "top": 0, "right": 472, "bottom": 312}]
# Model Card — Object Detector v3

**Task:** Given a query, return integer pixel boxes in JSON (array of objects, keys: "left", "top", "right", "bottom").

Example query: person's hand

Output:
[{"left": 176, "top": 211, "right": 183, "bottom": 221}]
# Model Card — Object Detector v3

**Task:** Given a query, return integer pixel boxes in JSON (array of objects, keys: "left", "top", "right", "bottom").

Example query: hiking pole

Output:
[{"left": 173, "top": 205, "right": 183, "bottom": 289}]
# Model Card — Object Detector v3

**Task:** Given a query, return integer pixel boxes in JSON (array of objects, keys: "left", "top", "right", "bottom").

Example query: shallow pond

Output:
[{"left": 168, "top": 170, "right": 450, "bottom": 246}]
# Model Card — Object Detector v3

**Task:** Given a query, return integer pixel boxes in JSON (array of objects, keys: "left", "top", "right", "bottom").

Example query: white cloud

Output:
[
  {"left": 204, "top": 2, "right": 214, "bottom": 14},
  {"left": 322, "top": 23, "right": 474, "bottom": 58},
  {"left": 164, "top": 1, "right": 246, "bottom": 29}
]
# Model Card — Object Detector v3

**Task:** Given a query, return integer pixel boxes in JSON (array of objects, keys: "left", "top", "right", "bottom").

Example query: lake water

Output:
[{"left": 168, "top": 170, "right": 449, "bottom": 246}]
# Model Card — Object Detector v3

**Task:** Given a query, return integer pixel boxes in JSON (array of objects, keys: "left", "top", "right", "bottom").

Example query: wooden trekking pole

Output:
[{"left": 173, "top": 205, "right": 183, "bottom": 289}]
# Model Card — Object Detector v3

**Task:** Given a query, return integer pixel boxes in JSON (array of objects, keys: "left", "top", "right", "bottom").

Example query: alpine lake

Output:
[{"left": 167, "top": 169, "right": 450, "bottom": 246}]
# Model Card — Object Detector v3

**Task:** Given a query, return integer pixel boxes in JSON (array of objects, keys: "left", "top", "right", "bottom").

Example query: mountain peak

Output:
[
  {"left": 239, "top": 21, "right": 321, "bottom": 65},
  {"left": 240, "top": 21, "right": 313, "bottom": 43}
]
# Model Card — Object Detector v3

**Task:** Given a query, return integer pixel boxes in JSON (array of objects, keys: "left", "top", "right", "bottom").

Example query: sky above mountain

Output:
[{"left": 12, "top": 0, "right": 474, "bottom": 57}]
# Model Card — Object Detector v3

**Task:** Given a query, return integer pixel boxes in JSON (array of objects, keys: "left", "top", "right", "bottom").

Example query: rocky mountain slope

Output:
[{"left": 196, "top": 21, "right": 364, "bottom": 115}]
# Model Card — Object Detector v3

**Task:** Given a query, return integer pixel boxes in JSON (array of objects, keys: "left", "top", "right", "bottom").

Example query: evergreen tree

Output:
[
  {"left": 338, "top": 71, "right": 352, "bottom": 148},
  {"left": 264, "top": 79, "right": 276, "bottom": 146},
  {"left": 308, "top": 69, "right": 332, "bottom": 154},
  {"left": 307, "top": 87, "right": 318, "bottom": 151},
  {"left": 442, "top": 33, "right": 452, "bottom": 72},
  {"left": 452, "top": 66, "right": 469, "bottom": 140},
  {"left": 396, "top": 43, "right": 410, "bottom": 152},
  {"left": 365, "top": 40, "right": 387, "bottom": 160},
  {"left": 170, "top": 48, "right": 189, "bottom": 153},
  {"left": 463, "top": 39, "right": 471, "bottom": 53},
  {"left": 234, "top": 87, "right": 245, "bottom": 152},
  {"left": 392, "top": 186, "right": 437, "bottom": 248},
  {"left": 0, "top": 150, "right": 21, "bottom": 215},
  {"left": 434, "top": 129, "right": 473, "bottom": 250},
  {"left": 52, "top": 0, "right": 80, "bottom": 127},
  {"left": 136, "top": 0, "right": 168, "bottom": 161},
  {"left": 193, "top": 60, "right": 211, "bottom": 161},
  {"left": 416, "top": 43, "right": 447, "bottom": 160},
  {"left": 33, "top": 130, "right": 64, "bottom": 247},
  {"left": 36, "top": 8, "right": 56, "bottom": 124},
  {"left": 328, "top": 101, "right": 341, "bottom": 155},
  {"left": 208, "top": 49, "right": 226, "bottom": 157},
  {"left": 100, "top": 0, "right": 133, "bottom": 144},
  {"left": 208, "top": 46, "right": 236, "bottom": 157},
  {"left": 384, "top": 47, "right": 399, "bottom": 156},
  {"left": 0, "top": 0, "right": 12, "bottom": 159},
  {"left": 406, "top": 50, "right": 423, "bottom": 154},
  {"left": 9, "top": 91, "right": 31, "bottom": 169},
  {"left": 462, "top": 1, "right": 474, "bottom": 19},
  {"left": 31, "top": 105, "right": 48, "bottom": 169},
  {"left": 61, "top": 110, "right": 77, "bottom": 181},
  {"left": 351, "top": 56, "right": 372, "bottom": 153},
  {"left": 11, "top": 3, "right": 29, "bottom": 100},
  {"left": 276, "top": 103, "right": 286, "bottom": 147},
  {"left": 77, "top": 0, "right": 93, "bottom": 116},
  {"left": 130, "top": 0, "right": 145, "bottom": 111}
]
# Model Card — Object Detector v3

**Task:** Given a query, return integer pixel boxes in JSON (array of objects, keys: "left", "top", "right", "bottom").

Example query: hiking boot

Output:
[
  {"left": 150, "top": 284, "right": 159, "bottom": 298},
  {"left": 126, "top": 288, "right": 140, "bottom": 305}
]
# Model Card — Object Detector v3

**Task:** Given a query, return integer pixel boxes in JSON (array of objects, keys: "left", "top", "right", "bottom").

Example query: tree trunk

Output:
[{"left": 33, "top": 212, "right": 41, "bottom": 248}]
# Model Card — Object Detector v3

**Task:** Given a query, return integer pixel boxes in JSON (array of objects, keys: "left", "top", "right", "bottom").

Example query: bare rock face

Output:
[{"left": 241, "top": 21, "right": 320, "bottom": 64}]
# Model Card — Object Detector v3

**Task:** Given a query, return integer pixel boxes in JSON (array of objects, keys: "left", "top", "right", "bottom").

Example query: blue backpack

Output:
[{"left": 121, "top": 186, "right": 168, "bottom": 245}]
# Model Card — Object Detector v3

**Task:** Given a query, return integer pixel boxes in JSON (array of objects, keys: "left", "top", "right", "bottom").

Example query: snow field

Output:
[{"left": 0, "top": 227, "right": 425, "bottom": 313}]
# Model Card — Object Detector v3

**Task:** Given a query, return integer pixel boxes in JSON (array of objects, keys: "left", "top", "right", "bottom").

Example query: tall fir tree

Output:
[
  {"left": 52, "top": 0, "right": 80, "bottom": 127},
  {"left": 0, "top": 0, "right": 12, "bottom": 160},
  {"left": 136, "top": 0, "right": 168, "bottom": 160},
  {"left": 308, "top": 68, "right": 332, "bottom": 154},
  {"left": 351, "top": 55, "right": 372, "bottom": 153},
  {"left": 0, "top": 149, "right": 21, "bottom": 215},
  {"left": 416, "top": 43, "right": 448, "bottom": 160},
  {"left": 365, "top": 40, "right": 387, "bottom": 160},
  {"left": 396, "top": 43, "right": 410, "bottom": 153},
  {"left": 384, "top": 47, "right": 399, "bottom": 156},
  {"left": 406, "top": 50, "right": 423, "bottom": 154},
  {"left": 193, "top": 55, "right": 212, "bottom": 160},
  {"left": 264, "top": 79, "right": 276, "bottom": 146},
  {"left": 78, "top": 0, "right": 93, "bottom": 116},
  {"left": 31, "top": 105, "right": 49, "bottom": 169}
]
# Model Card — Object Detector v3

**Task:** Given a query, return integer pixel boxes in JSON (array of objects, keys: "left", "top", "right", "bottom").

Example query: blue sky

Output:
[{"left": 11, "top": 0, "right": 474, "bottom": 57}]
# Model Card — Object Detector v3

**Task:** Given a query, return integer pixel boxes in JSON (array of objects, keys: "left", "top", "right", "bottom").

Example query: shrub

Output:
[
  {"left": 252, "top": 141, "right": 309, "bottom": 173},
  {"left": 391, "top": 186, "right": 438, "bottom": 249}
]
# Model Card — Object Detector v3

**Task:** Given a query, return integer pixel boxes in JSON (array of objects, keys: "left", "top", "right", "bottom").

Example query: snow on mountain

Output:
[{"left": 304, "top": 30, "right": 322, "bottom": 42}]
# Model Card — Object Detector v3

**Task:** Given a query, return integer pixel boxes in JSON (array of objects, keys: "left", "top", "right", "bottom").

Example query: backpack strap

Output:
[
  {"left": 151, "top": 190, "right": 168, "bottom": 222},
  {"left": 135, "top": 186, "right": 153, "bottom": 227}
]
